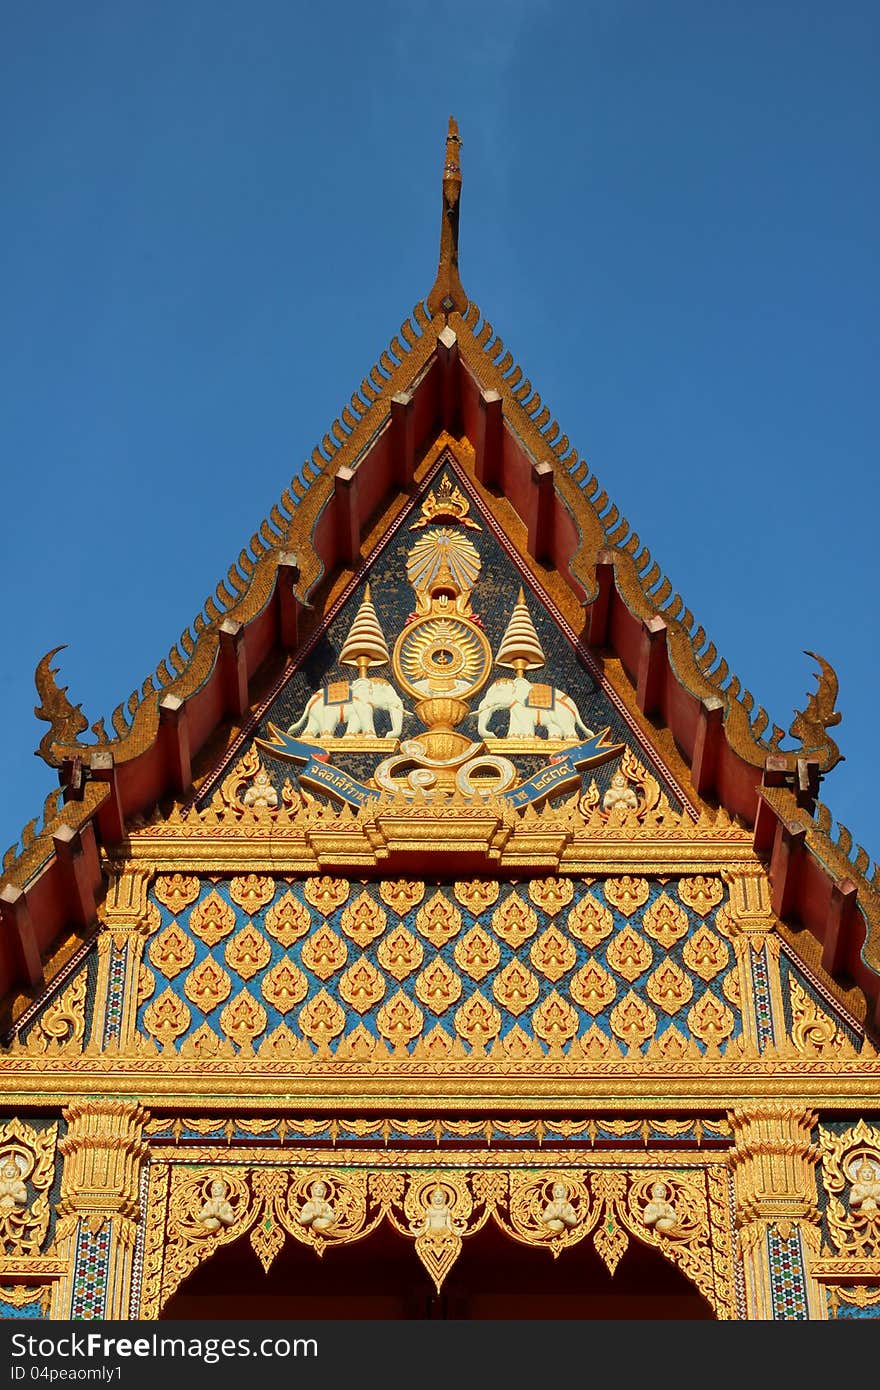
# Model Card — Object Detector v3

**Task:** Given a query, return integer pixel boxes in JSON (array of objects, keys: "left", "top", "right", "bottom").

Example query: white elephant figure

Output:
[
  {"left": 476, "top": 677, "right": 595, "bottom": 740},
  {"left": 287, "top": 677, "right": 408, "bottom": 739}
]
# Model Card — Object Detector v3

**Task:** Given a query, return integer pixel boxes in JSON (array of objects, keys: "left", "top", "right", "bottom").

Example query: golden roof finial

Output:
[{"left": 426, "top": 116, "right": 468, "bottom": 321}]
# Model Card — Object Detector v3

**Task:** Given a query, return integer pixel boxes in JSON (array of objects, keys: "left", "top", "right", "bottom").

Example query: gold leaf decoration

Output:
[
  {"left": 300, "top": 925, "right": 348, "bottom": 979},
  {"left": 35, "top": 972, "right": 87, "bottom": 1047},
  {"left": 414, "top": 957, "right": 463, "bottom": 1015},
  {"left": 337, "top": 1023, "right": 377, "bottom": 1060},
  {"left": 578, "top": 1024, "right": 615, "bottom": 1059},
  {"left": 379, "top": 879, "right": 425, "bottom": 914},
  {"left": 721, "top": 967, "right": 742, "bottom": 1009},
  {"left": 656, "top": 1025, "right": 691, "bottom": 1058},
  {"left": 224, "top": 923, "right": 272, "bottom": 981},
  {"left": 340, "top": 890, "right": 387, "bottom": 948},
  {"left": 154, "top": 873, "right": 200, "bottom": 915},
  {"left": 264, "top": 892, "right": 311, "bottom": 948},
  {"left": 417, "top": 1023, "right": 455, "bottom": 1059},
  {"left": 143, "top": 988, "right": 191, "bottom": 1046},
  {"left": 298, "top": 990, "right": 346, "bottom": 1046},
  {"left": 645, "top": 961, "right": 694, "bottom": 1015},
  {"left": 642, "top": 892, "right": 689, "bottom": 949},
  {"left": 527, "top": 877, "right": 574, "bottom": 915},
  {"left": 377, "top": 923, "right": 424, "bottom": 981},
  {"left": 260, "top": 959, "right": 309, "bottom": 1014},
  {"left": 567, "top": 893, "right": 613, "bottom": 949},
  {"left": 453, "top": 879, "right": 500, "bottom": 913},
  {"left": 606, "top": 926, "right": 653, "bottom": 982},
  {"left": 415, "top": 891, "right": 462, "bottom": 949},
  {"left": 219, "top": 990, "right": 268, "bottom": 1046},
  {"left": 137, "top": 962, "right": 156, "bottom": 1008},
  {"left": 529, "top": 924, "right": 577, "bottom": 982},
  {"left": 375, "top": 990, "right": 424, "bottom": 1048},
  {"left": 189, "top": 889, "right": 236, "bottom": 947},
  {"left": 183, "top": 957, "right": 233, "bottom": 1013},
  {"left": 490, "top": 891, "right": 538, "bottom": 949},
  {"left": 570, "top": 958, "right": 617, "bottom": 1015},
  {"left": 454, "top": 991, "right": 502, "bottom": 1049},
  {"left": 303, "top": 875, "right": 350, "bottom": 913},
  {"left": 229, "top": 874, "right": 275, "bottom": 913},
  {"left": 603, "top": 876, "right": 649, "bottom": 916},
  {"left": 492, "top": 960, "right": 540, "bottom": 1016},
  {"left": 338, "top": 957, "right": 386, "bottom": 1013},
  {"left": 609, "top": 990, "right": 657, "bottom": 1047},
  {"left": 789, "top": 975, "right": 838, "bottom": 1052},
  {"left": 532, "top": 992, "right": 579, "bottom": 1049},
  {"left": 682, "top": 924, "right": 729, "bottom": 981},
  {"left": 686, "top": 990, "right": 735, "bottom": 1046},
  {"left": 149, "top": 919, "right": 196, "bottom": 979},
  {"left": 453, "top": 922, "right": 501, "bottom": 982},
  {"left": 678, "top": 875, "right": 724, "bottom": 917}
]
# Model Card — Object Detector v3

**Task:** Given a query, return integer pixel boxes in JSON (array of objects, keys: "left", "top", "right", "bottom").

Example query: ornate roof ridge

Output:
[
  {"left": 32, "top": 299, "right": 439, "bottom": 775},
  {"left": 453, "top": 299, "right": 842, "bottom": 775}
]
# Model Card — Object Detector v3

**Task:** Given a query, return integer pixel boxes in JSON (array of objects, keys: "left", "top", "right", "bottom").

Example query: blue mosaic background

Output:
[{"left": 137, "top": 874, "right": 742, "bottom": 1054}]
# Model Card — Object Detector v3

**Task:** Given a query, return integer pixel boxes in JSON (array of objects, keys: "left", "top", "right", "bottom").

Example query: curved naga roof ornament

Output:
[
  {"left": 33, "top": 646, "right": 88, "bottom": 764},
  {"left": 788, "top": 650, "right": 843, "bottom": 772}
]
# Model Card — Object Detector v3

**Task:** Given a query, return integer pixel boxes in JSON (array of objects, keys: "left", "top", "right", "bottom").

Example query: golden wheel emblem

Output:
[{"left": 394, "top": 616, "right": 492, "bottom": 700}]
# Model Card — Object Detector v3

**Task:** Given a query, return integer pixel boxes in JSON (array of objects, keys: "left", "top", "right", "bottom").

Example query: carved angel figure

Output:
[
  {"left": 540, "top": 1182, "right": 580, "bottom": 1233},
  {"left": 0, "top": 1159, "right": 27, "bottom": 1215},
  {"left": 642, "top": 1180, "right": 678, "bottom": 1233},
  {"left": 602, "top": 770, "right": 638, "bottom": 814},
  {"left": 849, "top": 1159, "right": 880, "bottom": 1213},
  {"left": 410, "top": 1186, "right": 464, "bottom": 1236},
  {"left": 198, "top": 1178, "right": 235, "bottom": 1233},
  {"left": 242, "top": 766, "right": 278, "bottom": 809},
  {"left": 298, "top": 1180, "right": 336, "bottom": 1232}
]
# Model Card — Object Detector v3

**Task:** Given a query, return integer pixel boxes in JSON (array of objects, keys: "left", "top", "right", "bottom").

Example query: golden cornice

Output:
[{"left": 0, "top": 783, "right": 107, "bottom": 893}]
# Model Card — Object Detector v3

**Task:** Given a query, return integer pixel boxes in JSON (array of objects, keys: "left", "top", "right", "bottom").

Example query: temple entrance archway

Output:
[{"left": 161, "top": 1220, "right": 715, "bottom": 1320}]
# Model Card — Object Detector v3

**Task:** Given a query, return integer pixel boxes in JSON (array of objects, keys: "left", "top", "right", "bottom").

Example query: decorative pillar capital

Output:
[{"left": 58, "top": 1100, "right": 149, "bottom": 1229}]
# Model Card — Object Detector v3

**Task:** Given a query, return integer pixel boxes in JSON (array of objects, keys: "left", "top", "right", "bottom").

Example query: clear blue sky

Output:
[{"left": 1, "top": 2, "right": 877, "bottom": 868}]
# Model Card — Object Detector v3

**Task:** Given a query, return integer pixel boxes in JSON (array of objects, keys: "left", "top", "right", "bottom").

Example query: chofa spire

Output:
[{"left": 426, "top": 116, "right": 468, "bottom": 320}]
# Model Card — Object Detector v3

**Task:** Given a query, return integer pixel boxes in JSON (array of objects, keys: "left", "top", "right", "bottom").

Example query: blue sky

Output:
[{"left": 1, "top": 2, "right": 877, "bottom": 868}]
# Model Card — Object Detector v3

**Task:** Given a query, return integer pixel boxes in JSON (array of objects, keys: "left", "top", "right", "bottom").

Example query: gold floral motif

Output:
[
  {"left": 682, "top": 924, "right": 729, "bottom": 981},
  {"left": 645, "top": 961, "right": 694, "bottom": 1015},
  {"left": 498, "top": 1024, "right": 537, "bottom": 1059},
  {"left": 570, "top": 958, "right": 617, "bottom": 1015},
  {"left": 183, "top": 957, "right": 232, "bottom": 1014},
  {"left": 219, "top": 990, "right": 268, "bottom": 1046},
  {"left": 30, "top": 971, "right": 87, "bottom": 1049},
  {"left": 415, "top": 891, "right": 462, "bottom": 948},
  {"left": 375, "top": 990, "right": 424, "bottom": 1048},
  {"left": 143, "top": 987, "right": 192, "bottom": 1046},
  {"left": 189, "top": 889, "right": 236, "bottom": 947},
  {"left": 149, "top": 919, "right": 196, "bottom": 979},
  {"left": 337, "top": 1023, "right": 377, "bottom": 1060},
  {"left": 529, "top": 924, "right": 577, "bottom": 982},
  {"left": 286, "top": 1171, "right": 375, "bottom": 1254},
  {"left": 377, "top": 923, "right": 423, "bottom": 980},
  {"left": 721, "top": 967, "right": 741, "bottom": 1009},
  {"left": 527, "top": 877, "right": 574, "bottom": 915},
  {"left": 414, "top": 957, "right": 462, "bottom": 1015},
  {"left": 229, "top": 874, "right": 275, "bottom": 914},
  {"left": 603, "top": 876, "right": 649, "bottom": 916},
  {"left": 506, "top": 1173, "right": 590, "bottom": 1257},
  {"left": 137, "top": 961, "right": 156, "bottom": 1008},
  {"left": 0, "top": 1119, "right": 57, "bottom": 1258},
  {"left": 492, "top": 960, "right": 540, "bottom": 1016},
  {"left": 338, "top": 957, "right": 386, "bottom": 1013},
  {"left": 260, "top": 959, "right": 309, "bottom": 1014},
  {"left": 264, "top": 892, "right": 311, "bottom": 948},
  {"left": 686, "top": 990, "right": 734, "bottom": 1046},
  {"left": 532, "top": 992, "right": 579, "bottom": 1049},
  {"left": 300, "top": 925, "right": 348, "bottom": 979},
  {"left": 609, "top": 990, "right": 657, "bottom": 1047},
  {"left": 303, "top": 875, "right": 350, "bottom": 913},
  {"left": 298, "top": 990, "right": 346, "bottom": 1046},
  {"left": 224, "top": 923, "right": 272, "bottom": 981},
  {"left": 153, "top": 873, "right": 200, "bottom": 915},
  {"left": 678, "top": 875, "right": 724, "bottom": 917},
  {"left": 453, "top": 879, "right": 500, "bottom": 912},
  {"left": 818, "top": 1120, "right": 880, "bottom": 1259},
  {"left": 379, "top": 879, "right": 425, "bottom": 914},
  {"left": 789, "top": 975, "right": 839, "bottom": 1053},
  {"left": 655, "top": 1025, "right": 692, "bottom": 1058},
  {"left": 566, "top": 892, "right": 613, "bottom": 949},
  {"left": 340, "top": 890, "right": 387, "bottom": 948},
  {"left": 642, "top": 892, "right": 688, "bottom": 949},
  {"left": 490, "top": 891, "right": 538, "bottom": 949},
  {"left": 606, "top": 926, "right": 653, "bottom": 982},
  {"left": 454, "top": 991, "right": 502, "bottom": 1049},
  {"left": 453, "top": 922, "right": 500, "bottom": 982},
  {"left": 416, "top": 1024, "right": 456, "bottom": 1059}
]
